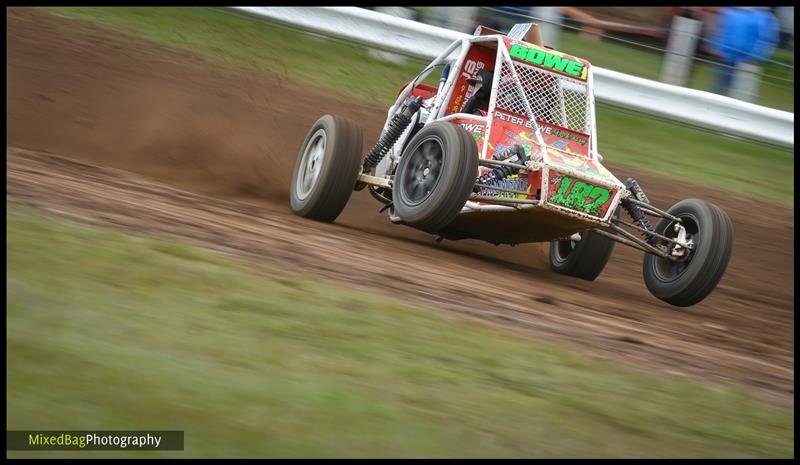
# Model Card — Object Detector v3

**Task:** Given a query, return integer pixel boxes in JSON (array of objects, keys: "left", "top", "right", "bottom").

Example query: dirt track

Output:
[{"left": 6, "top": 9, "right": 794, "bottom": 402}]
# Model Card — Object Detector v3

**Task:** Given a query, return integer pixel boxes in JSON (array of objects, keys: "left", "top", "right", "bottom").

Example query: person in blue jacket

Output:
[{"left": 708, "top": 7, "right": 779, "bottom": 96}]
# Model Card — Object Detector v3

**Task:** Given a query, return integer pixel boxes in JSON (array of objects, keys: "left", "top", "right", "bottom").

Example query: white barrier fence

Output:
[{"left": 233, "top": 6, "right": 794, "bottom": 148}]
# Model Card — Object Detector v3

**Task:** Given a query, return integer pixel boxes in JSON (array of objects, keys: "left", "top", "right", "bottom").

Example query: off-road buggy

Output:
[{"left": 290, "top": 24, "right": 733, "bottom": 307}]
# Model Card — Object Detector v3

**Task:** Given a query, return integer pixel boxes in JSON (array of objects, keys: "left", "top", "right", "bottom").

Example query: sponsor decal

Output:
[
  {"left": 539, "top": 125, "right": 588, "bottom": 145},
  {"left": 460, "top": 59, "right": 486, "bottom": 81},
  {"left": 493, "top": 111, "right": 588, "bottom": 146},
  {"left": 494, "top": 111, "right": 528, "bottom": 126},
  {"left": 459, "top": 123, "right": 485, "bottom": 133},
  {"left": 548, "top": 175, "right": 611, "bottom": 216},
  {"left": 450, "top": 83, "right": 467, "bottom": 114},
  {"left": 509, "top": 44, "right": 587, "bottom": 80},
  {"left": 454, "top": 120, "right": 485, "bottom": 146}
]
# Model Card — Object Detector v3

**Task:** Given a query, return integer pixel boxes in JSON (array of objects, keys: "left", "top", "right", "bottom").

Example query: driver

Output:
[{"left": 462, "top": 70, "right": 494, "bottom": 116}]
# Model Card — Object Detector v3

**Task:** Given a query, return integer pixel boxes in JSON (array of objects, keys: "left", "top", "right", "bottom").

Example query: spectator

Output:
[
  {"left": 752, "top": 8, "right": 780, "bottom": 59},
  {"left": 709, "top": 7, "right": 779, "bottom": 97}
]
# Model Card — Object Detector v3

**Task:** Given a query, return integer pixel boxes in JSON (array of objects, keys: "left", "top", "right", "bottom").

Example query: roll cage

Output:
[{"left": 391, "top": 34, "right": 600, "bottom": 163}]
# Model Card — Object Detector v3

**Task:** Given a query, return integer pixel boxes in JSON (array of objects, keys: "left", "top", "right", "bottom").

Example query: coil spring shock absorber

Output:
[
  {"left": 362, "top": 96, "right": 424, "bottom": 171},
  {"left": 622, "top": 177, "right": 657, "bottom": 244}
]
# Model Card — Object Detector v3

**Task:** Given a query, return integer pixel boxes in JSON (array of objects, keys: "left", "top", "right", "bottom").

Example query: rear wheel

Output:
[
  {"left": 643, "top": 199, "right": 733, "bottom": 307},
  {"left": 392, "top": 122, "right": 478, "bottom": 233},
  {"left": 290, "top": 114, "right": 363, "bottom": 222},
  {"left": 549, "top": 230, "right": 616, "bottom": 281}
]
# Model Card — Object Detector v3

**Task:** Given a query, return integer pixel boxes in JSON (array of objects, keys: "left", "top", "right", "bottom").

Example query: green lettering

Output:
[
  {"left": 550, "top": 178, "right": 610, "bottom": 214},
  {"left": 549, "top": 176, "right": 572, "bottom": 204},
  {"left": 563, "top": 181, "right": 593, "bottom": 209},
  {"left": 565, "top": 61, "right": 584, "bottom": 77},
  {"left": 583, "top": 186, "right": 610, "bottom": 215},
  {"left": 529, "top": 49, "right": 547, "bottom": 65},
  {"left": 543, "top": 54, "right": 569, "bottom": 72},
  {"left": 508, "top": 44, "right": 586, "bottom": 79},
  {"left": 508, "top": 44, "right": 587, "bottom": 80},
  {"left": 509, "top": 44, "right": 528, "bottom": 60}
]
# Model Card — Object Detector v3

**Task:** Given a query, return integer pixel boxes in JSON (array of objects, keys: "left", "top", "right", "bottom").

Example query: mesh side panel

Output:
[{"left": 495, "top": 60, "right": 590, "bottom": 135}]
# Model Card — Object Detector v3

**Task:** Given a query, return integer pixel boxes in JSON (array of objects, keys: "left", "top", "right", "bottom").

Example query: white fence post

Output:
[
  {"left": 660, "top": 15, "right": 702, "bottom": 86},
  {"left": 529, "top": 7, "right": 562, "bottom": 49},
  {"left": 729, "top": 62, "right": 762, "bottom": 103}
]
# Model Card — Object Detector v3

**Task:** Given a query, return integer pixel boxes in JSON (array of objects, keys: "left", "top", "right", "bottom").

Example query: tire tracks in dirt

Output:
[{"left": 8, "top": 148, "right": 793, "bottom": 404}]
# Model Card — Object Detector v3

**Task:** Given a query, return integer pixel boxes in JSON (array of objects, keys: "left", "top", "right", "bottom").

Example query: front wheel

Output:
[
  {"left": 290, "top": 114, "right": 363, "bottom": 222},
  {"left": 392, "top": 122, "right": 478, "bottom": 233},
  {"left": 643, "top": 199, "right": 733, "bottom": 307}
]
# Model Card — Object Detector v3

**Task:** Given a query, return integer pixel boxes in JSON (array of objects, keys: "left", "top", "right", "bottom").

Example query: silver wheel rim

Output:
[
  {"left": 652, "top": 215, "right": 698, "bottom": 283},
  {"left": 296, "top": 129, "right": 327, "bottom": 201},
  {"left": 399, "top": 136, "right": 444, "bottom": 207}
]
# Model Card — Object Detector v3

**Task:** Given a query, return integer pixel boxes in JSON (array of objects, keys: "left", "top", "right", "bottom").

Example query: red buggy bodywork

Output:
[{"left": 388, "top": 34, "right": 624, "bottom": 244}]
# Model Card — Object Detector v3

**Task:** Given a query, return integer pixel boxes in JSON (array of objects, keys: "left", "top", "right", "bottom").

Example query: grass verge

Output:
[
  {"left": 42, "top": 7, "right": 793, "bottom": 204},
  {"left": 7, "top": 204, "right": 795, "bottom": 458}
]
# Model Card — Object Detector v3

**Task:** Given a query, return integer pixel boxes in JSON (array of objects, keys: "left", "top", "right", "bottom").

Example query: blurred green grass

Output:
[
  {"left": 7, "top": 204, "right": 794, "bottom": 457},
  {"left": 44, "top": 7, "right": 792, "bottom": 204}
]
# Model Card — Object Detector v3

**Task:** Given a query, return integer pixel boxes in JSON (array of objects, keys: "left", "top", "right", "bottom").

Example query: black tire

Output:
[
  {"left": 392, "top": 122, "right": 478, "bottom": 233},
  {"left": 549, "top": 229, "right": 616, "bottom": 281},
  {"left": 290, "top": 114, "right": 363, "bottom": 222},
  {"left": 643, "top": 199, "right": 733, "bottom": 307}
]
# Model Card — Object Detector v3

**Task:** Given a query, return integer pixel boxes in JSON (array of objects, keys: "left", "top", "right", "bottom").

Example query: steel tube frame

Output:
[
  {"left": 591, "top": 228, "right": 672, "bottom": 258},
  {"left": 469, "top": 194, "right": 539, "bottom": 205},
  {"left": 608, "top": 223, "right": 672, "bottom": 258},
  {"left": 477, "top": 158, "right": 529, "bottom": 171},
  {"left": 612, "top": 217, "right": 689, "bottom": 248},
  {"left": 625, "top": 197, "right": 681, "bottom": 222}
]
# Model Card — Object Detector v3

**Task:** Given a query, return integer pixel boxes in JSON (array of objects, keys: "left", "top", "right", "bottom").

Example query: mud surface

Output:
[{"left": 7, "top": 9, "right": 794, "bottom": 403}]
